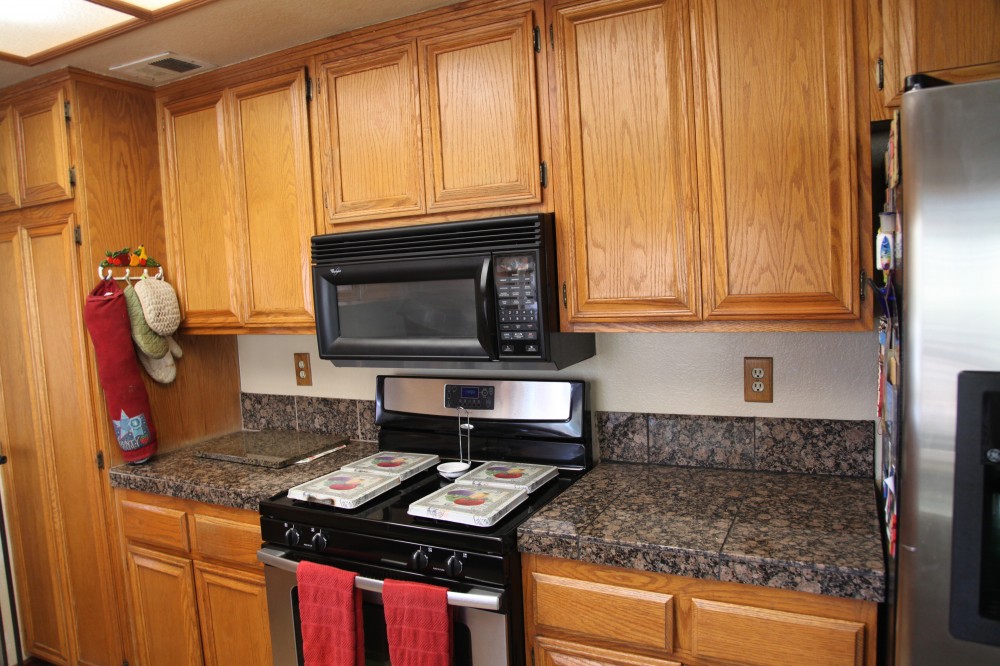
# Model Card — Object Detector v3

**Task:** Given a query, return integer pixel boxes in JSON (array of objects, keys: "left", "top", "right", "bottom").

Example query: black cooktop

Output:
[{"left": 260, "top": 464, "right": 581, "bottom": 556}]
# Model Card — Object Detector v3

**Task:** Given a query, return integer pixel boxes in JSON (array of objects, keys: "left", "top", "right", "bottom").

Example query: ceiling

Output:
[{"left": 0, "top": 0, "right": 464, "bottom": 90}]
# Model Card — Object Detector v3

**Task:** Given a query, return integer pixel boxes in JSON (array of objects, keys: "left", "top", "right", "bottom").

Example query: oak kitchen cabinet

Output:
[
  {"left": 116, "top": 489, "right": 272, "bottom": 666},
  {"left": 313, "top": 0, "right": 545, "bottom": 229},
  {"left": 550, "top": 0, "right": 872, "bottom": 330},
  {"left": 158, "top": 65, "right": 315, "bottom": 333},
  {"left": 0, "top": 70, "right": 242, "bottom": 666},
  {"left": 0, "top": 84, "right": 74, "bottom": 212},
  {"left": 877, "top": 0, "right": 1000, "bottom": 108},
  {"left": 524, "top": 554, "right": 878, "bottom": 666}
]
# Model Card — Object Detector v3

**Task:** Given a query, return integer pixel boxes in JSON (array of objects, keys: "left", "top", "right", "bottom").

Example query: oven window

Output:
[{"left": 336, "top": 279, "right": 477, "bottom": 338}]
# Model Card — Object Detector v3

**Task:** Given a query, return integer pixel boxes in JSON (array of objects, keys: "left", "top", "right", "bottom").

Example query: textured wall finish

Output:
[{"left": 238, "top": 331, "right": 878, "bottom": 420}]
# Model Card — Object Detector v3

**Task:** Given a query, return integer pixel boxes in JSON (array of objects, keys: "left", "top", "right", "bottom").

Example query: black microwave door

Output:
[{"left": 314, "top": 255, "right": 496, "bottom": 361}]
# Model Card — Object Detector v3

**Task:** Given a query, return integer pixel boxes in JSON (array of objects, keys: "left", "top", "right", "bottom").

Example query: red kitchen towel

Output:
[
  {"left": 296, "top": 561, "right": 364, "bottom": 666},
  {"left": 383, "top": 579, "right": 452, "bottom": 666}
]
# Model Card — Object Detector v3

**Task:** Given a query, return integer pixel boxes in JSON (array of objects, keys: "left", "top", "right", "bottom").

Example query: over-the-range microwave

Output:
[{"left": 311, "top": 214, "right": 594, "bottom": 370}]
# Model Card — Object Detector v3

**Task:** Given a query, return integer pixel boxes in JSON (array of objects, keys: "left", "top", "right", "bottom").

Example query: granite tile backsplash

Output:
[
  {"left": 241, "top": 393, "right": 379, "bottom": 441},
  {"left": 597, "top": 411, "right": 873, "bottom": 478}
]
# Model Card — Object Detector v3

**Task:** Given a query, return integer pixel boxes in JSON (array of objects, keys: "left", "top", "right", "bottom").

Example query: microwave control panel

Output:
[{"left": 494, "top": 254, "right": 541, "bottom": 357}]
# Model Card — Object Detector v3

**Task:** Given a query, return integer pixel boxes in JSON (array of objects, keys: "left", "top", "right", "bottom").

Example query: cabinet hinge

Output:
[
  {"left": 122, "top": 659, "right": 129, "bottom": 666},
  {"left": 876, "top": 57, "right": 884, "bottom": 91},
  {"left": 533, "top": 25, "right": 542, "bottom": 53},
  {"left": 96, "top": 451, "right": 105, "bottom": 470},
  {"left": 68, "top": 167, "right": 76, "bottom": 187},
  {"left": 64, "top": 100, "right": 71, "bottom": 122},
  {"left": 549, "top": 23, "right": 554, "bottom": 49},
  {"left": 306, "top": 77, "right": 313, "bottom": 102},
  {"left": 74, "top": 225, "right": 82, "bottom": 245},
  {"left": 562, "top": 282, "right": 567, "bottom": 308},
  {"left": 859, "top": 269, "right": 868, "bottom": 302},
  {"left": 540, "top": 161, "right": 548, "bottom": 188}
]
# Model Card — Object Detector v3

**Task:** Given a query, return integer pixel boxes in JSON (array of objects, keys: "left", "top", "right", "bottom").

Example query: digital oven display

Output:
[{"left": 460, "top": 387, "right": 480, "bottom": 399}]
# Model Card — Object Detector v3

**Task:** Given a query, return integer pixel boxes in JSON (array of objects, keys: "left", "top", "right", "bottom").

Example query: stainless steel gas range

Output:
[{"left": 258, "top": 376, "right": 593, "bottom": 665}]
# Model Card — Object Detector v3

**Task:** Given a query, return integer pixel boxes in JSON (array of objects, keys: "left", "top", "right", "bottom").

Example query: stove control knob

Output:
[
  {"left": 445, "top": 554, "right": 464, "bottom": 578},
  {"left": 284, "top": 527, "right": 301, "bottom": 547},
  {"left": 409, "top": 549, "right": 429, "bottom": 572},
  {"left": 311, "top": 532, "right": 328, "bottom": 551}
]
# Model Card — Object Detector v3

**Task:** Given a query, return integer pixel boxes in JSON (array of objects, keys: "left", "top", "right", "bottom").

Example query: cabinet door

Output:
[
  {"left": 695, "top": 0, "right": 861, "bottom": 321},
  {"left": 12, "top": 87, "right": 73, "bottom": 207},
  {"left": 0, "top": 105, "right": 18, "bottom": 210},
  {"left": 194, "top": 562, "right": 272, "bottom": 666},
  {"left": 552, "top": 0, "right": 701, "bottom": 323},
  {"left": 127, "top": 545, "right": 204, "bottom": 666},
  {"left": 228, "top": 69, "right": 315, "bottom": 328},
  {"left": 882, "top": 0, "right": 1000, "bottom": 105},
  {"left": 0, "top": 226, "right": 71, "bottom": 663},
  {"left": 316, "top": 44, "right": 425, "bottom": 225},
  {"left": 23, "top": 219, "right": 125, "bottom": 666},
  {"left": 160, "top": 92, "right": 244, "bottom": 329},
  {"left": 421, "top": 10, "right": 542, "bottom": 212},
  {"left": 535, "top": 636, "right": 682, "bottom": 666}
]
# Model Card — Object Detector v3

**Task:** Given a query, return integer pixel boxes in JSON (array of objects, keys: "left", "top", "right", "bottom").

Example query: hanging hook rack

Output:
[{"left": 98, "top": 265, "right": 164, "bottom": 282}]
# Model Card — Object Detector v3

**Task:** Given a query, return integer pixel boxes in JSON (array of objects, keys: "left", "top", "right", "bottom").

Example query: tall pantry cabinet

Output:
[{"left": 0, "top": 70, "right": 241, "bottom": 666}]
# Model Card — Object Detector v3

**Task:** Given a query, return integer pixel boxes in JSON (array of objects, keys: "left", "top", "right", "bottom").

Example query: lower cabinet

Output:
[
  {"left": 523, "top": 554, "right": 877, "bottom": 666},
  {"left": 116, "top": 489, "right": 272, "bottom": 666}
]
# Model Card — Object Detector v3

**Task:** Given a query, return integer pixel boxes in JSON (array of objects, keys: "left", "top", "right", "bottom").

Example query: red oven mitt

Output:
[
  {"left": 383, "top": 579, "right": 452, "bottom": 666},
  {"left": 83, "top": 279, "right": 157, "bottom": 463},
  {"left": 297, "top": 561, "right": 364, "bottom": 666}
]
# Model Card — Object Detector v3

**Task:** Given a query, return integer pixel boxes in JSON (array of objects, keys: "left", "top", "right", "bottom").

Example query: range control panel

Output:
[
  {"left": 444, "top": 384, "right": 495, "bottom": 410},
  {"left": 493, "top": 253, "right": 541, "bottom": 357}
]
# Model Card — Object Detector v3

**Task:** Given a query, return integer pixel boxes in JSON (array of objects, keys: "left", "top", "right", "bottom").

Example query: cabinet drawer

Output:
[
  {"left": 691, "top": 598, "right": 865, "bottom": 666},
  {"left": 121, "top": 500, "right": 190, "bottom": 552},
  {"left": 192, "top": 514, "right": 262, "bottom": 568},
  {"left": 533, "top": 573, "right": 673, "bottom": 651}
]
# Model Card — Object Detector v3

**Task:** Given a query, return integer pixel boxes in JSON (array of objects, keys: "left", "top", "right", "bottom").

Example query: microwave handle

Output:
[
  {"left": 476, "top": 257, "right": 495, "bottom": 355},
  {"left": 257, "top": 547, "right": 502, "bottom": 611}
]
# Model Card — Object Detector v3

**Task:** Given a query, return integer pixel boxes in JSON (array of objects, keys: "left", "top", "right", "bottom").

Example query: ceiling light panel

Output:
[
  {"left": 118, "top": 0, "right": 186, "bottom": 10},
  {"left": 1, "top": 0, "right": 134, "bottom": 58}
]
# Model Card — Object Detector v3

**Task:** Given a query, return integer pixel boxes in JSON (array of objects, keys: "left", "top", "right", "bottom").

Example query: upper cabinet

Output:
[
  {"left": 159, "top": 67, "right": 315, "bottom": 333},
  {"left": 314, "top": 3, "right": 544, "bottom": 230},
  {"left": 879, "top": 0, "right": 1000, "bottom": 107},
  {"left": 0, "top": 84, "right": 73, "bottom": 212},
  {"left": 550, "top": 0, "right": 701, "bottom": 323},
  {"left": 551, "top": 0, "right": 867, "bottom": 329}
]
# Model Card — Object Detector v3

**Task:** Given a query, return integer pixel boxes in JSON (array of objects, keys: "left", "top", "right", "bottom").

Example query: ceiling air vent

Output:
[{"left": 109, "top": 52, "right": 216, "bottom": 84}]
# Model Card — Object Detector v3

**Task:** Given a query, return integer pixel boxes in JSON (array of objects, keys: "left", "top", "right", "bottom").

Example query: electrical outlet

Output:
[
  {"left": 294, "top": 353, "right": 312, "bottom": 386},
  {"left": 743, "top": 357, "right": 773, "bottom": 403}
]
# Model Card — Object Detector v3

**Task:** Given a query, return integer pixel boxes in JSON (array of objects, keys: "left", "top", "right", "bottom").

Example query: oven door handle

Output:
[{"left": 257, "top": 547, "right": 503, "bottom": 611}]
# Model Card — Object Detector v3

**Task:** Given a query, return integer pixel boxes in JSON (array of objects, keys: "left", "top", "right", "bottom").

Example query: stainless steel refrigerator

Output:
[{"left": 894, "top": 77, "right": 1000, "bottom": 664}]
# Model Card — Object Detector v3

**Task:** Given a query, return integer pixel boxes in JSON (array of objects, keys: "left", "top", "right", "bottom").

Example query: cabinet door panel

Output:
[
  {"left": 691, "top": 598, "right": 865, "bottom": 666},
  {"left": 0, "top": 106, "right": 17, "bottom": 210},
  {"left": 554, "top": 0, "right": 701, "bottom": 321},
  {"left": 318, "top": 44, "right": 425, "bottom": 224},
  {"left": 421, "top": 11, "right": 542, "bottom": 211},
  {"left": 127, "top": 545, "right": 204, "bottom": 666},
  {"left": 229, "top": 70, "right": 314, "bottom": 327},
  {"left": 882, "top": 0, "right": 1000, "bottom": 104},
  {"left": 24, "top": 220, "right": 123, "bottom": 666},
  {"left": 696, "top": 0, "right": 859, "bottom": 320},
  {"left": 194, "top": 562, "right": 272, "bottom": 666},
  {"left": 0, "top": 228, "right": 71, "bottom": 663},
  {"left": 161, "top": 93, "right": 243, "bottom": 328},
  {"left": 536, "top": 636, "right": 681, "bottom": 666},
  {"left": 13, "top": 88, "right": 72, "bottom": 207}
]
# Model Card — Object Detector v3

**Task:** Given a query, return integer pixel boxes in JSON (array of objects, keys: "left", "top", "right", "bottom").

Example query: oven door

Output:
[
  {"left": 258, "top": 547, "right": 509, "bottom": 666},
  {"left": 313, "top": 255, "right": 497, "bottom": 363}
]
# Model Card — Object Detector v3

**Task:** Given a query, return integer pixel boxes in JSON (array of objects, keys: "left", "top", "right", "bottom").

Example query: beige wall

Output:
[{"left": 238, "top": 332, "right": 877, "bottom": 421}]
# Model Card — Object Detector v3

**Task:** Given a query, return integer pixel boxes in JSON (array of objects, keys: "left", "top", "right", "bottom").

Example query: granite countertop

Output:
[
  {"left": 518, "top": 463, "right": 885, "bottom": 603},
  {"left": 109, "top": 432, "right": 377, "bottom": 511}
]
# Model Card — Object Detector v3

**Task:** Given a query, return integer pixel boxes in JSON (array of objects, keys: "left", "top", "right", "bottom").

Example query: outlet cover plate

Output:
[
  {"left": 744, "top": 357, "right": 773, "bottom": 403},
  {"left": 294, "top": 353, "right": 312, "bottom": 386}
]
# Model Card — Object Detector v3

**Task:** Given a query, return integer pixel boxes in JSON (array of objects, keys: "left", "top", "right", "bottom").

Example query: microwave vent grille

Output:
[{"left": 312, "top": 215, "right": 545, "bottom": 263}]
